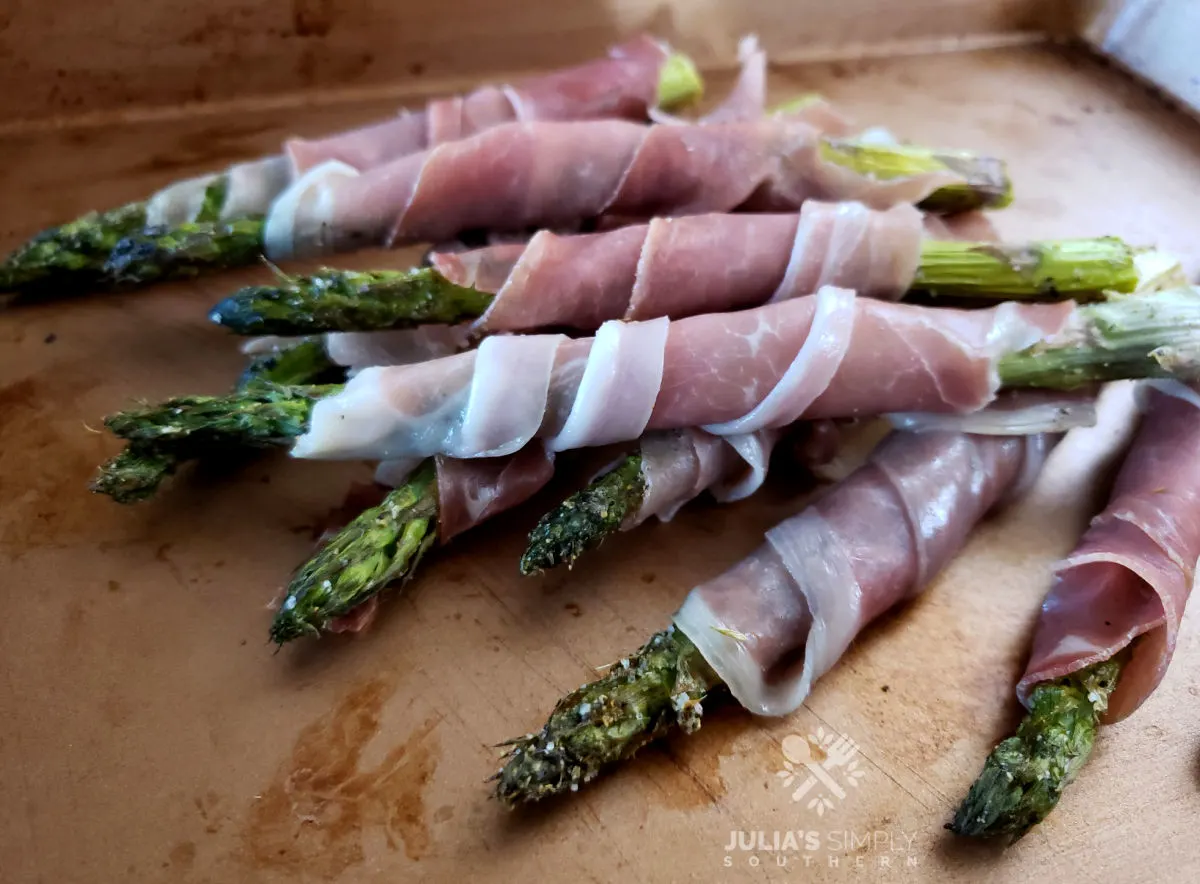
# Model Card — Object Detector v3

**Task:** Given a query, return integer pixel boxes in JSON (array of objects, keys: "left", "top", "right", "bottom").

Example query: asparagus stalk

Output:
[
  {"left": 948, "top": 654, "right": 1125, "bottom": 841},
  {"left": 270, "top": 460, "right": 439, "bottom": 643},
  {"left": 210, "top": 237, "right": 1139, "bottom": 336},
  {"left": 209, "top": 268, "right": 493, "bottom": 336},
  {"left": 520, "top": 454, "right": 645, "bottom": 574},
  {"left": 818, "top": 139, "right": 1013, "bottom": 213},
  {"left": 103, "top": 217, "right": 266, "bottom": 287},
  {"left": 93, "top": 287, "right": 1200, "bottom": 497},
  {"left": 0, "top": 177, "right": 230, "bottom": 301},
  {"left": 656, "top": 53, "right": 704, "bottom": 109},
  {"left": 91, "top": 339, "right": 342, "bottom": 503},
  {"left": 494, "top": 625, "right": 721, "bottom": 805}
]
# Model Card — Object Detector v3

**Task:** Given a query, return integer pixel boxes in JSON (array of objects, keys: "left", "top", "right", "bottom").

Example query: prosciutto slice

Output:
[
  {"left": 429, "top": 202, "right": 926, "bottom": 332},
  {"left": 635, "top": 428, "right": 781, "bottom": 524},
  {"left": 429, "top": 444, "right": 557, "bottom": 543},
  {"left": 290, "top": 287, "right": 1074, "bottom": 462},
  {"left": 675, "top": 430, "right": 1054, "bottom": 715},
  {"left": 146, "top": 156, "right": 292, "bottom": 227},
  {"left": 1018, "top": 384, "right": 1200, "bottom": 722},
  {"left": 264, "top": 118, "right": 991, "bottom": 259},
  {"left": 287, "top": 36, "right": 673, "bottom": 177}
]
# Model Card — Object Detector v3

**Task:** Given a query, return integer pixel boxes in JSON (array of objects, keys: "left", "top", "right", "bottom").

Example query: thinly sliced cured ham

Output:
[
  {"left": 290, "top": 288, "right": 1073, "bottom": 462},
  {"left": 430, "top": 202, "right": 926, "bottom": 332},
  {"left": 430, "top": 444, "right": 557, "bottom": 543},
  {"left": 635, "top": 428, "right": 781, "bottom": 523},
  {"left": 264, "top": 118, "right": 990, "bottom": 259},
  {"left": 287, "top": 36, "right": 673, "bottom": 177},
  {"left": 1018, "top": 384, "right": 1200, "bottom": 722},
  {"left": 146, "top": 156, "right": 291, "bottom": 227},
  {"left": 674, "top": 430, "right": 1054, "bottom": 715}
]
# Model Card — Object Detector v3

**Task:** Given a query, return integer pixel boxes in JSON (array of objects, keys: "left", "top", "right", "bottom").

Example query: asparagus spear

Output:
[
  {"left": 91, "top": 339, "right": 342, "bottom": 503},
  {"left": 517, "top": 287, "right": 1200, "bottom": 570},
  {"left": 948, "top": 653, "right": 1125, "bottom": 841},
  {"left": 494, "top": 625, "right": 721, "bottom": 804},
  {"left": 209, "top": 238, "right": 1139, "bottom": 336},
  {"left": 270, "top": 460, "right": 439, "bottom": 643},
  {"left": 93, "top": 287, "right": 1200, "bottom": 498},
  {"left": 818, "top": 139, "right": 1013, "bottom": 214},
  {"left": 520, "top": 454, "right": 645, "bottom": 574},
  {"left": 0, "top": 177, "right": 229, "bottom": 302}
]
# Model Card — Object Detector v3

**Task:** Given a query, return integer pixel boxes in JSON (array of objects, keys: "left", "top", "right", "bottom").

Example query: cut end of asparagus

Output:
[
  {"left": 914, "top": 238, "right": 1139, "bottom": 300},
  {"left": 519, "top": 453, "right": 646, "bottom": 575},
  {"left": 493, "top": 626, "right": 718, "bottom": 806},
  {"left": 819, "top": 139, "right": 1013, "bottom": 213},
  {"left": 656, "top": 53, "right": 704, "bottom": 110},
  {"left": 997, "top": 285, "right": 1200, "bottom": 390},
  {"left": 948, "top": 656, "right": 1123, "bottom": 841},
  {"left": 237, "top": 338, "right": 346, "bottom": 390},
  {"left": 104, "top": 217, "right": 266, "bottom": 287},
  {"left": 270, "top": 462, "right": 439, "bottom": 644},
  {"left": 0, "top": 202, "right": 148, "bottom": 299},
  {"left": 90, "top": 444, "right": 182, "bottom": 504},
  {"left": 210, "top": 267, "right": 493, "bottom": 336}
]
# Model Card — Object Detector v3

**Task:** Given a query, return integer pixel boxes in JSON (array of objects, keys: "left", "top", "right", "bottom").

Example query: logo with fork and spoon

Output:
[{"left": 775, "top": 727, "right": 867, "bottom": 816}]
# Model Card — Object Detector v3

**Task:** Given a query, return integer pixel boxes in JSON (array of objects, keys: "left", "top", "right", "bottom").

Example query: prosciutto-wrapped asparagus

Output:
[
  {"left": 271, "top": 445, "right": 557, "bottom": 642},
  {"left": 494, "top": 429, "right": 1056, "bottom": 803},
  {"left": 0, "top": 36, "right": 702, "bottom": 299},
  {"left": 263, "top": 119, "right": 1011, "bottom": 260},
  {"left": 211, "top": 202, "right": 1137, "bottom": 336},
  {"left": 951, "top": 383, "right": 1200, "bottom": 840},
  {"left": 95, "top": 288, "right": 1200, "bottom": 487}
]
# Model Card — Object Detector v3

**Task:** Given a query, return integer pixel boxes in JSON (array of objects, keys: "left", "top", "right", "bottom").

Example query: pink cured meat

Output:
[
  {"left": 636, "top": 428, "right": 781, "bottom": 524},
  {"left": 291, "top": 289, "right": 1073, "bottom": 462},
  {"left": 1018, "top": 386, "right": 1200, "bottom": 722},
  {"left": 674, "top": 430, "right": 1053, "bottom": 715},
  {"left": 431, "top": 202, "right": 925, "bottom": 332},
  {"left": 286, "top": 36, "right": 671, "bottom": 176},
  {"left": 265, "top": 118, "right": 977, "bottom": 259},
  {"left": 434, "top": 444, "right": 557, "bottom": 543}
]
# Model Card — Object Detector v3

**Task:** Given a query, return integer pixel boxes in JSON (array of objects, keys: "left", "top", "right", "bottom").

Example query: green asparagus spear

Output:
[
  {"left": 209, "top": 237, "right": 1139, "bottom": 336},
  {"left": 93, "top": 287, "right": 1200, "bottom": 495},
  {"left": 819, "top": 139, "right": 1013, "bottom": 213},
  {"left": 103, "top": 217, "right": 266, "bottom": 287},
  {"left": 520, "top": 454, "right": 645, "bottom": 574},
  {"left": 0, "top": 203, "right": 147, "bottom": 301},
  {"left": 237, "top": 337, "right": 345, "bottom": 390},
  {"left": 494, "top": 625, "right": 722, "bottom": 805},
  {"left": 949, "top": 654, "right": 1126, "bottom": 841},
  {"left": 270, "top": 460, "right": 439, "bottom": 643},
  {"left": 656, "top": 53, "right": 704, "bottom": 110},
  {"left": 91, "top": 341, "right": 343, "bottom": 502},
  {"left": 209, "top": 268, "right": 494, "bottom": 335}
]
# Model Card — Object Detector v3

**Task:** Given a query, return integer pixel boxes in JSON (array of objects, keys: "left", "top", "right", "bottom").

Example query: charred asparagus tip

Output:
[
  {"left": 948, "top": 655, "right": 1124, "bottom": 841},
  {"left": 103, "top": 216, "right": 266, "bottom": 287},
  {"left": 519, "top": 453, "right": 646, "bottom": 575},
  {"left": 89, "top": 444, "right": 182, "bottom": 503},
  {"left": 656, "top": 53, "right": 704, "bottom": 109},
  {"left": 209, "top": 267, "right": 493, "bottom": 336},
  {"left": 493, "top": 626, "right": 720, "bottom": 806},
  {"left": 269, "top": 462, "right": 440, "bottom": 644}
]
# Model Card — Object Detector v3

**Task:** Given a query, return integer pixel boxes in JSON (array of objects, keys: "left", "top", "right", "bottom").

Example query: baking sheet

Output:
[{"left": 2, "top": 43, "right": 1200, "bottom": 883}]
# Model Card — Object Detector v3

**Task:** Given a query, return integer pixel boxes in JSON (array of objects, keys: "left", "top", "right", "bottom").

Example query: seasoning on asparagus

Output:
[
  {"left": 210, "top": 236, "right": 1140, "bottom": 336},
  {"left": 494, "top": 626, "right": 721, "bottom": 804},
  {"left": 271, "top": 461, "right": 439, "bottom": 643},
  {"left": 91, "top": 339, "right": 342, "bottom": 503},
  {"left": 948, "top": 656, "right": 1125, "bottom": 841},
  {"left": 521, "top": 454, "right": 645, "bottom": 573}
]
